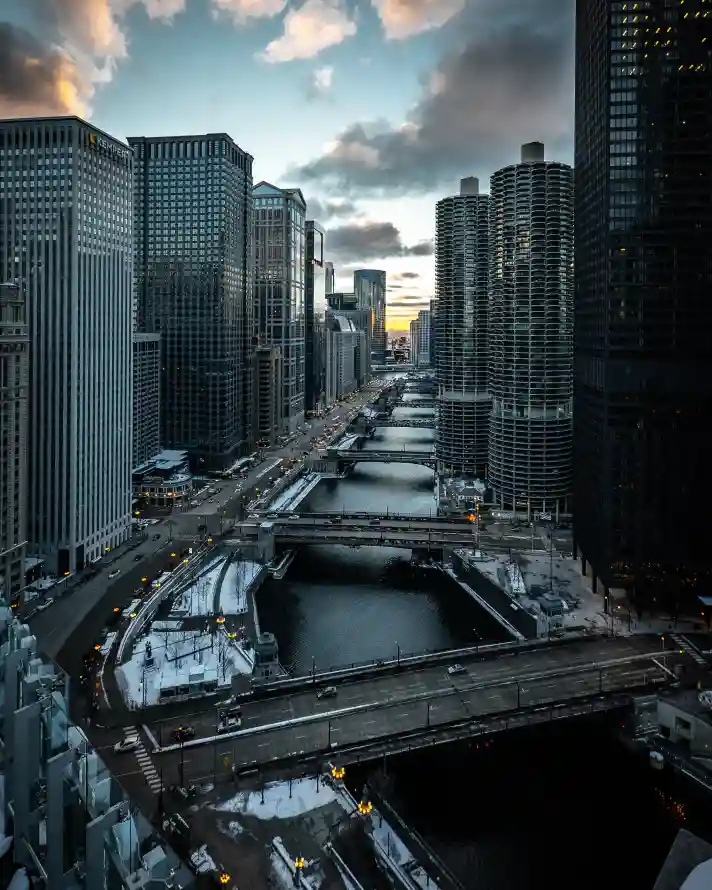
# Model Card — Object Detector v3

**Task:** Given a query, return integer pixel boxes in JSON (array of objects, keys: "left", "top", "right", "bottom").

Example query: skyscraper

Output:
[
  {"left": 129, "top": 133, "right": 254, "bottom": 470},
  {"left": 574, "top": 1, "right": 712, "bottom": 609},
  {"left": 410, "top": 317, "right": 420, "bottom": 366},
  {"left": 354, "top": 269, "right": 386, "bottom": 365},
  {"left": 416, "top": 309, "right": 431, "bottom": 367},
  {"left": 488, "top": 143, "right": 574, "bottom": 517},
  {"left": 435, "top": 177, "right": 490, "bottom": 477},
  {"left": 305, "top": 220, "right": 326, "bottom": 414},
  {"left": 132, "top": 333, "right": 161, "bottom": 468},
  {"left": 253, "top": 182, "right": 307, "bottom": 433},
  {"left": 0, "top": 282, "right": 29, "bottom": 602},
  {"left": 0, "top": 117, "right": 133, "bottom": 574}
]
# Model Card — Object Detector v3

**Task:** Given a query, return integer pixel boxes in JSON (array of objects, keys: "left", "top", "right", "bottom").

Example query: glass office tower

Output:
[
  {"left": 0, "top": 116, "right": 133, "bottom": 574},
  {"left": 253, "top": 181, "right": 306, "bottom": 434},
  {"left": 129, "top": 133, "right": 254, "bottom": 471},
  {"left": 305, "top": 220, "right": 326, "bottom": 413},
  {"left": 354, "top": 269, "right": 386, "bottom": 365},
  {"left": 574, "top": 0, "right": 712, "bottom": 611}
]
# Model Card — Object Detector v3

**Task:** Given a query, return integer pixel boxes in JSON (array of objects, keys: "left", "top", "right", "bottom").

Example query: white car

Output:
[
  {"left": 447, "top": 664, "right": 467, "bottom": 676},
  {"left": 108, "top": 569, "right": 120, "bottom": 579},
  {"left": 114, "top": 736, "right": 140, "bottom": 754}
]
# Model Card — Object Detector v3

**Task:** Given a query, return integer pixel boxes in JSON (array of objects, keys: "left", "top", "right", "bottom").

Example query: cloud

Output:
[
  {"left": 306, "top": 197, "right": 358, "bottom": 220},
  {"left": 8, "top": 0, "right": 187, "bottom": 117},
  {"left": 258, "top": 0, "right": 357, "bottom": 63},
  {"left": 210, "top": 0, "right": 287, "bottom": 24},
  {"left": 0, "top": 22, "right": 88, "bottom": 117},
  {"left": 306, "top": 64, "right": 334, "bottom": 98},
  {"left": 371, "top": 0, "right": 465, "bottom": 40},
  {"left": 393, "top": 271, "right": 420, "bottom": 280},
  {"left": 328, "top": 221, "right": 433, "bottom": 262},
  {"left": 291, "top": 0, "right": 573, "bottom": 195}
]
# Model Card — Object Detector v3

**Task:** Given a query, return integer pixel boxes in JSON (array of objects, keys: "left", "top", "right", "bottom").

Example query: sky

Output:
[{"left": 0, "top": 0, "right": 574, "bottom": 325}]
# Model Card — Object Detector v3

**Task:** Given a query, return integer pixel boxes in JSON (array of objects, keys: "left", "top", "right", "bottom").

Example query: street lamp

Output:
[
  {"left": 331, "top": 766, "right": 345, "bottom": 781},
  {"left": 357, "top": 800, "right": 373, "bottom": 816}
]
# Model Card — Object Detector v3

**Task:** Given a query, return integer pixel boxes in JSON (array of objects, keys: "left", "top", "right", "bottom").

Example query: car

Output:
[
  {"left": 317, "top": 686, "right": 337, "bottom": 700},
  {"left": 108, "top": 569, "right": 120, "bottom": 579},
  {"left": 114, "top": 736, "right": 140, "bottom": 754},
  {"left": 172, "top": 725, "right": 196, "bottom": 743},
  {"left": 133, "top": 554, "right": 143, "bottom": 562},
  {"left": 448, "top": 664, "right": 467, "bottom": 676},
  {"left": 152, "top": 534, "right": 161, "bottom": 541}
]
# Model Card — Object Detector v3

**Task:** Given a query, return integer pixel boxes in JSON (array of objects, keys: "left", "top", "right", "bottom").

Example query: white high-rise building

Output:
[
  {"left": 488, "top": 142, "right": 574, "bottom": 516},
  {"left": 0, "top": 117, "right": 133, "bottom": 574},
  {"left": 435, "top": 177, "right": 491, "bottom": 477}
]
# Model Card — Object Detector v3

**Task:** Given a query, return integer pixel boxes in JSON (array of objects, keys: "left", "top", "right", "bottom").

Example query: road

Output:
[
  {"left": 153, "top": 657, "right": 668, "bottom": 786},
  {"left": 145, "top": 635, "right": 660, "bottom": 744},
  {"left": 26, "top": 386, "right": 384, "bottom": 661}
]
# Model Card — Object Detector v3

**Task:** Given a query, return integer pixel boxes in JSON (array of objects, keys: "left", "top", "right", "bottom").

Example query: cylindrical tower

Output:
[
  {"left": 488, "top": 145, "right": 574, "bottom": 516},
  {"left": 435, "top": 178, "right": 491, "bottom": 477}
]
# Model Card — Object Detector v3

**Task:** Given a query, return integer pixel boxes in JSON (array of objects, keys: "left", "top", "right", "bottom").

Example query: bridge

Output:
[
  {"left": 360, "top": 417, "right": 436, "bottom": 429},
  {"left": 392, "top": 396, "right": 435, "bottom": 409},
  {"left": 309, "top": 448, "right": 436, "bottom": 473},
  {"left": 149, "top": 635, "right": 679, "bottom": 782}
]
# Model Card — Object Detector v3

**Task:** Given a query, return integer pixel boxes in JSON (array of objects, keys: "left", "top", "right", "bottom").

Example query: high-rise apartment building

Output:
[
  {"left": 132, "top": 333, "right": 161, "bottom": 468},
  {"left": 327, "top": 292, "right": 370, "bottom": 387},
  {"left": 0, "top": 117, "right": 133, "bottom": 574},
  {"left": 574, "top": 1, "right": 712, "bottom": 608},
  {"left": 410, "top": 318, "right": 420, "bottom": 366},
  {"left": 416, "top": 309, "right": 431, "bottom": 367},
  {"left": 129, "top": 133, "right": 254, "bottom": 470},
  {"left": 325, "top": 312, "right": 358, "bottom": 402},
  {"left": 354, "top": 269, "right": 386, "bottom": 364},
  {"left": 253, "top": 181, "right": 307, "bottom": 434},
  {"left": 435, "top": 177, "right": 490, "bottom": 477},
  {"left": 488, "top": 143, "right": 574, "bottom": 517},
  {"left": 305, "top": 221, "right": 327, "bottom": 414},
  {"left": 0, "top": 282, "right": 29, "bottom": 602}
]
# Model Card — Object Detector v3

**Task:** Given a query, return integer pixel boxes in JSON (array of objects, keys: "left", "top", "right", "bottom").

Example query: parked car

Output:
[
  {"left": 152, "top": 534, "right": 161, "bottom": 541},
  {"left": 317, "top": 686, "right": 337, "bottom": 700},
  {"left": 108, "top": 569, "right": 120, "bottom": 579},
  {"left": 172, "top": 725, "right": 196, "bottom": 743},
  {"left": 448, "top": 664, "right": 466, "bottom": 676},
  {"left": 114, "top": 736, "right": 140, "bottom": 754},
  {"left": 133, "top": 554, "right": 143, "bottom": 562}
]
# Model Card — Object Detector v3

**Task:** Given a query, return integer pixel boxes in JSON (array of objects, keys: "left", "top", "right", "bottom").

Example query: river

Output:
[{"left": 255, "top": 391, "right": 505, "bottom": 675}]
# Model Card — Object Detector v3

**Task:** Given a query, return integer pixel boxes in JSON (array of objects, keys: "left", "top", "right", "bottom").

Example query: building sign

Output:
[{"left": 88, "top": 132, "right": 130, "bottom": 163}]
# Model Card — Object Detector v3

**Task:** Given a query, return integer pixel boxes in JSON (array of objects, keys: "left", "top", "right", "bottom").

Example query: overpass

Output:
[
  {"left": 309, "top": 448, "right": 436, "bottom": 473},
  {"left": 364, "top": 417, "right": 436, "bottom": 429},
  {"left": 392, "top": 397, "right": 436, "bottom": 409},
  {"left": 149, "top": 636, "right": 678, "bottom": 781}
]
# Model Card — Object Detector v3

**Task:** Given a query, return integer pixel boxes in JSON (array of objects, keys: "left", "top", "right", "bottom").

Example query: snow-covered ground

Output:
[
  {"left": 219, "top": 560, "right": 261, "bottom": 615},
  {"left": 369, "top": 814, "right": 440, "bottom": 890},
  {"left": 170, "top": 555, "right": 227, "bottom": 618},
  {"left": 215, "top": 778, "right": 338, "bottom": 821},
  {"left": 268, "top": 472, "right": 322, "bottom": 513},
  {"left": 116, "top": 627, "right": 252, "bottom": 709}
]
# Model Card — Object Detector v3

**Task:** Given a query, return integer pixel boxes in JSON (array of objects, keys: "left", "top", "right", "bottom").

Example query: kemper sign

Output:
[{"left": 89, "top": 132, "right": 130, "bottom": 162}]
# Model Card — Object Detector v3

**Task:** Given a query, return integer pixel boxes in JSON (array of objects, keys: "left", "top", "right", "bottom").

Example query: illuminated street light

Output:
[
  {"left": 170, "top": 552, "right": 177, "bottom": 557},
  {"left": 113, "top": 607, "right": 120, "bottom": 614},
  {"left": 94, "top": 644, "right": 101, "bottom": 651},
  {"left": 331, "top": 766, "right": 345, "bottom": 780},
  {"left": 141, "top": 577, "right": 148, "bottom": 583},
  {"left": 219, "top": 873, "right": 231, "bottom": 885},
  {"left": 294, "top": 856, "right": 306, "bottom": 870},
  {"left": 357, "top": 800, "right": 373, "bottom": 816},
  {"left": 208, "top": 537, "right": 213, "bottom": 543},
  {"left": 216, "top": 616, "right": 226, "bottom": 625}
]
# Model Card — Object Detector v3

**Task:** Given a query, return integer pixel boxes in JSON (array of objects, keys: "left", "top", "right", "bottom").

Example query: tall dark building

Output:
[
  {"left": 129, "top": 133, "right": 254, "bottom": 471},
  {"left": 488, "top": 144, "right": 574, "bottom": 517},
  {"left": 305, "top": 221, "right": 326, "bottom": 413},
  {"left": 435, "top": 177, "right": 490, "bottom": 477},
  {"left": 574, "top": 0, "right": 712, "bottom": 611}
]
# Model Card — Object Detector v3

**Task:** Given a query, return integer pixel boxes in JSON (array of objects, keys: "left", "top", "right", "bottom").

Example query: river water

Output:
[
  {"left": 255, "top": 384, "right": 712, "bottom": 889},
  {"left": 255, "top": 392, "right": 506, "bottom": 675}
]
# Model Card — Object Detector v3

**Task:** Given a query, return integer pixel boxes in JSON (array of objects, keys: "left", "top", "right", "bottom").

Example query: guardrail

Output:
[
  {"left": 154, "top": 653, "right": 665, "bottom": 754},
  {"left": 234, "top": 632, "right": 600, "bottom": 700}
]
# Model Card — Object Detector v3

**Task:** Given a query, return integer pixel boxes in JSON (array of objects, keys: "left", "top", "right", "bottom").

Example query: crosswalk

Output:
[
  {"left": 124, "top": 727, "right": 163, "bottom": 794},
  {"left": 670, "top": 633, "right": 708, "bottom": 667}
]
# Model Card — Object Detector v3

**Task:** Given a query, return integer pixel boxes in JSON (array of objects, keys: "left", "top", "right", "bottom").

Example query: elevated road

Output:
[
  {"left": 148, "top": 636, "right": 678, "bottom": 783},
  {"left": 391, "top": 397, "right": 435, "bottom": 408},
  {"left": 366, "top": 418, "right": 436, "bottom": 429}
]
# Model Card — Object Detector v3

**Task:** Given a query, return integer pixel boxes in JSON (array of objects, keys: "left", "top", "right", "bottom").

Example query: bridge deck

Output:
[{"left": 151, "top": 636, "right": 676, "bottom": 782}]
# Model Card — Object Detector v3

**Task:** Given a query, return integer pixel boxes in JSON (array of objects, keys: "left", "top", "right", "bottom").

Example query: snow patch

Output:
[
  {"left": 219, "top": 561, "right": 261, "bottom": 615},
  {"left": 215, "top": 778, "right": 337, "bottom": 821}
]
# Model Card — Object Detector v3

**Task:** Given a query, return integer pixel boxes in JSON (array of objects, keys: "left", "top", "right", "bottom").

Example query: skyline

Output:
[{"left": 0, "top": 0, "right": 574, "bottom": 324}]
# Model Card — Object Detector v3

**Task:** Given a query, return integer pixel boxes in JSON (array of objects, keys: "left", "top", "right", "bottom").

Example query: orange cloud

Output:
[
  {"left": 371, "top": 0, "right": 465, "bottom": 39},
  {"left": 258, "top": 0, "right": 357, "bottom": 63}
]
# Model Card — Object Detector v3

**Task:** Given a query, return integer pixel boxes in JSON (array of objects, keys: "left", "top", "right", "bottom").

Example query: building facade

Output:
[
  {"left": 129, "top": 133, "right": 254, "bottom": 471},
  {"left": 0, "top": 282, "right": 29, "bottom": 602},
  {"left": 305, "top": 221, "right": 326, "bottom": 414},
  {"left": 435, "top": 177, "right": 491, "bottom": 478},
  {"left": 410, "top": 318, "right": 420, "bottom": 366},
  {"left": 254, "top": 344, "right": 283, "bottom": 445},
  {"left": 327, "top": 292, "right": 370, "bottom": 388},
  {"left": 488, "top": 143, "right": 574, "bottom": 517},
  {"left": 574, "top": 0, "right": 712, "bottom": 609},
  {"left": 325, "top": 313, "right": 358, "bottom": 403},
  {"left": 132, "top": 333, "right": 161, "bottom": 468},
  {"left": 253, "top": 181, "right": 307, "bottom": 434},
  {"left": 354, "top": 269, "right": 386, "bottom": 365},
  {"left": 0, "top": 117, "right": 133, "bottom": 574},
  {"left": 416, "top": 309, "right": 431, "bottom": 367}
]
